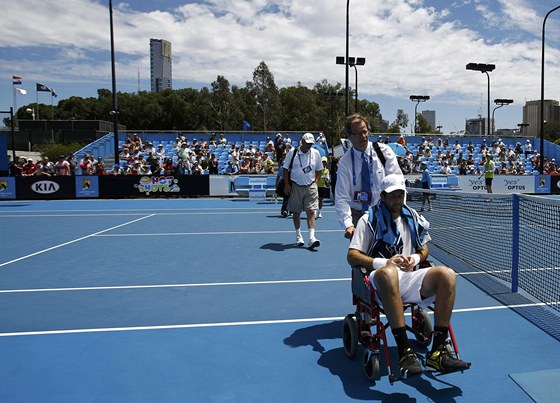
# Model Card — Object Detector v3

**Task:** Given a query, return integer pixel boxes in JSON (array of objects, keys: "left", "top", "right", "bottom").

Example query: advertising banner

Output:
[
  {"left": 0, "top": 177, "right": 16, "bottom": 199},
  {"left": 16, "top": 176, "right": 76, "bottom": 199},
  {"left": 75, "top": 176, "right": 99, "bottom": 198},
  {"left": 98, "top": 175, "right": 209, "bottom": 198}
]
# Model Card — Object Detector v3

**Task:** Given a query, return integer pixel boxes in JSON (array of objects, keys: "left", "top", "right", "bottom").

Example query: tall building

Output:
[
  {"left": 522, "top": 99, "right": 560, "bottom": 136},
  {"left": 150, "top": 38, "right": 172, "bottom": 92},
  {"left": 465, "top": 116, "right": 492, "bottom": 136},
  {"left": 421, "top": 110, "right": 436, "bottom": 131}
]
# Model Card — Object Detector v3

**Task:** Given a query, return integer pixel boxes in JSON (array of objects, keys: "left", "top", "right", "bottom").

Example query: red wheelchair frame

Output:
[{"left": 342, "top": 266, "right": 464, "bottom": 384}]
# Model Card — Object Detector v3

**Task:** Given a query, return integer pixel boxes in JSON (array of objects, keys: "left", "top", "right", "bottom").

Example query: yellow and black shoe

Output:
[{"left": 426, "top": 345, "right": 471, "bottom": 373}]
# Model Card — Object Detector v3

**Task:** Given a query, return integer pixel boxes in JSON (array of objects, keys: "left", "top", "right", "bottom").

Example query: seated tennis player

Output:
[{"left": 347, "top": 173, "right": 471, "bottom": 377}]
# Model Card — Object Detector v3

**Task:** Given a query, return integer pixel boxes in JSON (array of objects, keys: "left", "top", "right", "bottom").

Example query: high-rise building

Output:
[
  {"left": 522, "top": 99, "right": 560, "bottom": 136},
  {"left": 150, "top": 38, "right": 172, "bottom": 92},
  {"left": 421, "top": 110, "right": 436, "bottom": 131}
]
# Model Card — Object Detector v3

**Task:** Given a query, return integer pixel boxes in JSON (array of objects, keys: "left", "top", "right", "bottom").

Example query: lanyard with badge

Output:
[
  {"left": 351, "top": 147, "right": 373, "bottom": 203},
  {"left": 298, "top": 150, "right": 312, "bottom": 174}
]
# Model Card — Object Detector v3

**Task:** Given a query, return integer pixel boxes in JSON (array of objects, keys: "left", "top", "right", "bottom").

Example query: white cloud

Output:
[{"left": 1, "top": 0, "right": 560, "bottom": 131}]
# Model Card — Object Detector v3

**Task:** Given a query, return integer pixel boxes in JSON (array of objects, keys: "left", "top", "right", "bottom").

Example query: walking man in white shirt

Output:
[
  {"left": 335, "top": 114, "right": 402, "bottom": 239},
  {"left": 283, "top": 133, "right": 323, "bottom": 249}
]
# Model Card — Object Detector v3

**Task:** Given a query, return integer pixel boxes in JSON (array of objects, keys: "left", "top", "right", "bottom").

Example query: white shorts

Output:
[{"left": 369, "top": 267, "right": 436, "bottom": 309}]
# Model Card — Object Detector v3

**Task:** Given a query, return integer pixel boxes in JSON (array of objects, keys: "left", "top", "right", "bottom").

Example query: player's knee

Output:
[
  {"left": 433, "top": 265, "right": 456, "bottom": 287},
  {"left": 374, "top": 265, "right": 398, "bottom": 287}
]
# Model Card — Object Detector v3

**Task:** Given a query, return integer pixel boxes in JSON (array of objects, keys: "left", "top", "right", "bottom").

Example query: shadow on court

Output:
[
  {"left": 260, "top": 242, "right": 320, "bottom": 252},
  {"left": 284, "top": 321, "right": 464, "bottom": 402}
]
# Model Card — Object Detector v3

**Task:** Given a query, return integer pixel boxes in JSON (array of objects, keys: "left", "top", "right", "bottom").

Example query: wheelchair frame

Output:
[{"left": 342, "top": 267, "right": 464, "bottom": 384}]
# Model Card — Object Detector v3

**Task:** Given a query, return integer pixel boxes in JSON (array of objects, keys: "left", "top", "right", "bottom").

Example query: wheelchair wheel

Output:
[
  {"left": 342, "top": 314, "right": 358, "bottom": 359},
  {"left": 363, "top": 348, "right": 380, "bottom": 381},
  {"left": 413, "top": 308, "right": 433, "bottom": 348}
]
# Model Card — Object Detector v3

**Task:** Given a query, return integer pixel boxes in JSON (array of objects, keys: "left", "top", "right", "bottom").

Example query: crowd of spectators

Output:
[
  {"left": 6, "top": 133, "right": 558, "bottom": 177},
  {"left": 109, "top": 132, "right": 327, "bottom": 176},
  {"left": 8, "top": 154, "right": 78, "bottom": 177},
  {"left": 388, "top": 135, "right": 559, "bottom": 176}
]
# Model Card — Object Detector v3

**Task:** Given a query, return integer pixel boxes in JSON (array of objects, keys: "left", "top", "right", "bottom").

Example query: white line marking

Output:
[
  {"left": 0, "top": 278, "right": 350, "bottom": 294},
  {"left": 96, "top": 229, "right": 342, "bottom": 237},
  {"left": 0, "top": 215, "right": 155, "bottom": 268},
  {"left": 0, "top": 302, "right": 554, "bottom": 338}
]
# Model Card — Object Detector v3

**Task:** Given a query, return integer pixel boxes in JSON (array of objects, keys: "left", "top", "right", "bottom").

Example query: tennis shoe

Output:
[
  {"left": 308, "top": 238, "right": 320, "bottom": 249},
  {"left": 426, "top": 345, "right": 471, "bottom": 372},
  {"left": 296, "top": 235, "right": 305, "bottom": 246},
  {"left": 399, "top": 348, "right": 423, "bottom": 378}
]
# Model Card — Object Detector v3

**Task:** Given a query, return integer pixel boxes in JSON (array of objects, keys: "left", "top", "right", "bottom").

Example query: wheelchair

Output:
[{"left": 342, "top": 265, "right": 466, "bottom": 384}]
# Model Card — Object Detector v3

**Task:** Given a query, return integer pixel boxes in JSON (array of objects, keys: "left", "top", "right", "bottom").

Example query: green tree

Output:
[
  {"left": 416, "top": 113, "right": 432, "bottom": 134},
  {"left": 246, "top": 61, "right": 280, "bottom": 131},
  {"left": 390, "top": 109, "right": 409, "bottom": 133}
]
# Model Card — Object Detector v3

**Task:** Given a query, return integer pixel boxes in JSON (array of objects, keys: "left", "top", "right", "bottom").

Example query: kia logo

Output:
[{"left": 31, "top": 180, "right": 60, "bottom": 194}]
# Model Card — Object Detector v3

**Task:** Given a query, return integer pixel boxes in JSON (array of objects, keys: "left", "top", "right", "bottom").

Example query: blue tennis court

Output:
[{"left": 0, "top": 198, "right": 558, "bottom": 402}]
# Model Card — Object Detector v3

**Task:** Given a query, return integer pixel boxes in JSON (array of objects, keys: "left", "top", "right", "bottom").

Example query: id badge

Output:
[
  {"left": 302, "top": 166, "right": 312, "bottom": 174},
  {"left": 354, "top": 191, "right": 371, "bottom": 203}
]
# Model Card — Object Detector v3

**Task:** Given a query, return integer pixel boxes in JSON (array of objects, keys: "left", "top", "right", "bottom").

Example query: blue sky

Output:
[{"left": 2, "top": 0, "right": 560, "bottom": 135}]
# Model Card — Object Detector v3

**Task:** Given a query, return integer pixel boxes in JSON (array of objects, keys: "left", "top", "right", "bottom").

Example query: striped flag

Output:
[{"left": 12, "top": 75, "right": 22, "bottom": 85}]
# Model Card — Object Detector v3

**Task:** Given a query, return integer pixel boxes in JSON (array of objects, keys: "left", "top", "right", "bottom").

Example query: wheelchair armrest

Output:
[{"left": 351, "top": 266, "right": 372, "bottom": 302}]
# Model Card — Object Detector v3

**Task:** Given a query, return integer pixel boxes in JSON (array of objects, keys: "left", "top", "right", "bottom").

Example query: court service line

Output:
[
  {"left": 0, "top": 215, "right": 155, "bottom": 268},
  {"left": 0, "top": 278, "right": 350, "bottom": 294},
  {"left": 0, "top": 302, "right": 551, "bottom": 338},
  {"left": 0, "top": 271, "right": 515, "bottom": 293},
  {"left": 96, "top": 229, "right": 342, "bottom": 237}
]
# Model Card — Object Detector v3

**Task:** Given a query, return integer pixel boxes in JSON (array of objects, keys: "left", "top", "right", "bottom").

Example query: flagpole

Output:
[
  {"left": 36, "top": 88, "right": 40, "bottom": 120},
  {"left": 12, "top": 84, "right": 18, "bottom": 129}
]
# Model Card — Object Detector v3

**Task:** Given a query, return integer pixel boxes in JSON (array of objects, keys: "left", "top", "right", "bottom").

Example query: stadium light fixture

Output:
[
  {"left": 409, "top": 95, "right": 430, "bottom": 134},
  {"left": 517, "top": 123, "right": 529, "bottom": 135},
  {"left": 491, "top": 99, "right": 513, "bottom": 136},
  {"left": 466, "top": 63, "right": 495, "bottom": 137},
  {"left": 337, "top": 56, "right": 366, "bottom": 113}
]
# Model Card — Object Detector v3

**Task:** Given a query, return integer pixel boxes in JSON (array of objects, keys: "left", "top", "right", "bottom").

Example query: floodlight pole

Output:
[
  {"left": 344, "top": 0, "right": 350, "bottom": 117},
  {"left": 491, "top": 99, "right": 513, "bottom": 136},
  {"left": 540, "top": 5, "right": 560, "bottom": 174},
  {"left": 109, "top": 0, "right": 120, "bottom": 165},
  {"left": 466, "top": 63, "right": 495, "bottom": 137},
  {"left": 409, "top": 95, "right": 430, "bottom": 134}
]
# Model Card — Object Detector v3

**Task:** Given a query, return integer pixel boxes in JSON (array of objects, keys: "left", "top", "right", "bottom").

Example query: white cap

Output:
[
  {"left": 301, "top": 133, "right": 315, "bottom": 144},
  {"left": 381, "top": 174, "right": 407, "bottom": 194}
]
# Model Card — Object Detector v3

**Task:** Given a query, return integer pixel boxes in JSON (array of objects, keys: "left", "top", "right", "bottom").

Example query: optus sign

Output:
[{"left": 134, "top": 176, "right": 181, "bottom": 195}]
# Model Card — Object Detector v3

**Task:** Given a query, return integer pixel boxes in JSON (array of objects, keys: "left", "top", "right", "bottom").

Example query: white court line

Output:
[
  {"left": 0, "top": 278, "right": 350, "bottom": 294},
  {"left": 0, "top": 302, "right": 552, "bottom": 338},
  {"left": 0, "top": 208, "right": 286, "bottom": 218},
  {"left": 97, "top": 229, "right": 341, "bottom": 237},
  {"left": 0, "top": 215, "right": 155, "bottom": 268},
  {"left": 1, "top": 269, "right": 540, "bottom": 294}
]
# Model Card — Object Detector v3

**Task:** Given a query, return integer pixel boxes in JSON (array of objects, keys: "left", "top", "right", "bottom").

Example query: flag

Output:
[
  {"left": 13, "top": 75, "right": 22, "bottom": 85},
  {"left": 16, "top": 88, "right": 27, "bottom": 95},
  {"left": 51, "top": 88, "right": 57, "bottom": 98},
  {"left": 242, "top": 120, "right": 251, "bottom": 131},
  {"left": 37, "top": 83, "right": 51, "bottom": 92}
]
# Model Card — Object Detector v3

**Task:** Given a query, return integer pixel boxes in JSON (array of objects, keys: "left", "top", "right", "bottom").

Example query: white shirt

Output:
[
  {"left": 283, "top": 147, "right": 322, "bottom": 186},
  {"left": 335, "top": 142, "right": 401, "bottom": 229}
]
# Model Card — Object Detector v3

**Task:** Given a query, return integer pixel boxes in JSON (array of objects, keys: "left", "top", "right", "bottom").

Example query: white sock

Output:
[
  {"left": 309, "top": 228, "right": 315, "bottom": 240},
  {"left": 296, "top": 229, "right": 302, "bottom": 238}
]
